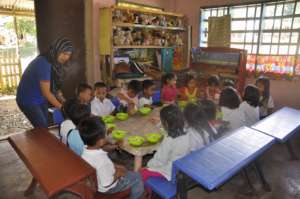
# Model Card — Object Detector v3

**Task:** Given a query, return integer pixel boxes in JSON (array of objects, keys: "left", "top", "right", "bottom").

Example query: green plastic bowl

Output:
[
  {"left": 102, "top": 115, "right": 115, "bottom": 123},
  {"left": 139, "top": 107, "right": 152, "bottom": 115},
  {"left": 106, "top": 123, "right": 116, "bottom": 130},
  {"left": 127, "top": 136, "right": 145, "bottom": 147},
  {"left": 145, "top": 133, "right": 163, "bottom": 144},
  {"left": 116, "top": 113, "right": 129, "bottom": 121},
  {"left": 112, "top": 130, "right": 127, "bottom": 140},
  {"left": 178, "top": 100, "right": 188, "bottom": 109}
]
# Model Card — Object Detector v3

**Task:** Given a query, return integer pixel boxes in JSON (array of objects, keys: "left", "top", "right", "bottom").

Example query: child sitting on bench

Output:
[{"left": 79, "top": 117, "right": 144, "bottom": 199}]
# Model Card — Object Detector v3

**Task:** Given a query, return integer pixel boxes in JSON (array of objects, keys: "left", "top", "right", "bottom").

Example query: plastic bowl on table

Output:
[
  {"left": 106, "top": 123, "right": 116, "bottom": 130},
  {"left": 102, "top": 115, "right": 115, "bottom": 123},
  {"left": 178, "top": 100, "right": 188, "bottom": 109},
  {"left": 116, "top": 113, "right": 129, "bottom": 121},
  {"left": 127, "top": 135, "right": 145, "bottom": 147},
  {"left": 139, "top": 107, "right": 152, "bottom": 116},
  {"left": 145, "top": 133, "right": 163, "bottom": 144},
  {"left": 112, "top": 130, "right": 127, "bottom": 140}
]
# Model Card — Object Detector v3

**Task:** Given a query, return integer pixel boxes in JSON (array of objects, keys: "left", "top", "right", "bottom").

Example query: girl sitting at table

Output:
[
  {"left": 255, "top": 76, "right": 274, "bottom": 119},
  {"left": 140, "top": 105, "right": 190, "bottom": 182},
  {"left": 161, "top": 73, "right": 178, "bottom": 104},
  {"left": 179, "top": 74, "right": 200, "bottom": 102},
  {"left": 183, "top": 103, "right": 217, "bottom": 152},
  {"left": 138, "top": 79, "right": 155, "bottom": 108},
  {"left": 206, "top": 75, "right": 221, "bottom": 103},
  {"left": 219, "top": 87, "right": 246, "bottom": 132}
]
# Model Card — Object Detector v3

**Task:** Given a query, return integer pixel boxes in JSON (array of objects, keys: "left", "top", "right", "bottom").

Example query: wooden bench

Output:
[{"left": 8, "top": 128, "right": 130, "bottom": 199}]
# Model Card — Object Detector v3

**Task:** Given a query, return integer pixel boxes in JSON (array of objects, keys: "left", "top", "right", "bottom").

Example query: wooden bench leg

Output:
[
  {"left": 177, "top": 172, "right": 188, "bottom": 199},
  {"left": 254, "top": 161, "right": 271, "bottom": 192},
  {"left": 285, "top": 141, "right": 298, "bottom": 160},
  {"left": 24, "top": 178, "right": 37, "bottom": 196}
]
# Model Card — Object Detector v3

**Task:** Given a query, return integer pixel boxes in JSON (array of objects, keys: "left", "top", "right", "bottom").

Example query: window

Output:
[{"left": 200, "top": 0, "right": 300, "bottom": 76}]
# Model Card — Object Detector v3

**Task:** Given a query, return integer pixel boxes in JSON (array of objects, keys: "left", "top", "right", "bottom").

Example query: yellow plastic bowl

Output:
[
  {"left": 178, "top": 100, "right": 188, "bottom": 108},
  {"left": 112, "top": 130, "right": 127, "bottom": 140},
  {"left": 139, "top": 107, "right": 152, "bottom": 115},
  {"left": 106, "top": 123, "right": 116, "bottom": 130},
  {"left": 116, "top": 113, "right": 129, "bottom": 121},
  {"left": 145, "top": 133, "right": 163, "bottom": 144},
  {"left": 127, "top": 136, "right": 145, "bottom": 147},
  {"left": 102, "top": 115, "right": 115, "bottom": 123}
]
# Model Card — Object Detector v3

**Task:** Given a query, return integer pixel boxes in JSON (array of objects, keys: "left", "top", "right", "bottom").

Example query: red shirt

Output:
[{"left": 161, "top": 85, "right": 177, "bottom": 103}]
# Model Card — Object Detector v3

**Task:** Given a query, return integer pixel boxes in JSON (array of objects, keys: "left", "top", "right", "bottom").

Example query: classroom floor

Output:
[{"left": 1, "top": 135, "right": 300, "bottom": 199}]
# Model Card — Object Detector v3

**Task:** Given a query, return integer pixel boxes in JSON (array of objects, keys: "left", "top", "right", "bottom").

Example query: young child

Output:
[
  {"left": 91, "top": 82, "right": 115, "bottom": 117},
  {"left": 256, "top": 76, "right": 274, "bottom": 119},
  {"left": 117, "top": 80, "right": 142, "bottom": 115},
  {"left": 183, "top": 103, "right": 216, "bottom": 152},
  {"left": 161, "top": 73, "right": 178, "bottom": 104},
  {"left": 140, "top": 105, "right": 190, "bottom": 182},
  {"left": 76, "top": 83, "right": 93, "bottom": 105},
  {"left": 206, "top": 75, "right": 221, "bottom": 102},
  {"left": 222, "top": 79, "right": 235, "bottom": 88},
  {"left": 179, "top": 74, "right": 199, "bottom": 102},
  {"left": 239, "top": 84, "right": 260, "bottom": 126},
  {"left": 138, "top": 80, "right": 155, "bottom": 108},
  {"left": 79, "top": 117, "right": 144, "bottom": 199},
  {"left": 60, "top": 101, "right": 91, "bottom": 155},
  {"left": 219, "top": 87, "right": 246, "bottom": 131}
]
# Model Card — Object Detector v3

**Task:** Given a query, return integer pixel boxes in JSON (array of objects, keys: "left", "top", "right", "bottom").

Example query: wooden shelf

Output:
[
  {"left": 113, "top": 22, "right": 185, "bottom": 31},
  {"left": 113, "top": 45, "right": 181, "bottom": 49},
  {"left": 113, "top": 6, "right": 184, "bottom": 17}
]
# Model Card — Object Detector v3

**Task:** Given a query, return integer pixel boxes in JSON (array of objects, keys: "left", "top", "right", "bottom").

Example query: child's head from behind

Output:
[
  {"left": 142, "top": 80, "right": 155, "bottom": 98},
  {"left": 162, "top": 73, "right": 176, "bottom": 87},
  {"left": 255, "top": 76, "right": 270, "bottom": 99},
  {"left": 207, "top": 75, "right": 220, "bottom": 87},
  {"left": 223, "top": 79, "right": 235, "bottom": 88},
  {"left": 127, "top": 80, "right": 142, "bottom": 98},
  {"left": 198, "top": 99, "right": 217, "bottom": 121},
  {"left": 185, "top": 74, "right": 197, "bottom": 89},
  {"left": 77, "top": 83, "right": 93, "bottom": 104},
  {"left": 160, "top": 105, "right": 185, "bottom": 138},
  {"left": 219, "top": 87, "right": 241, "bottom": 109},
  {"left": 69, "top": 102, "right": 91, "bottom": 126},
  {"left": 184, "top": 103, "right": 209, "bottom": 130},
  {"left": 243, "top": 84, "right": 260, "bottom": 107},
  {"left": 94, "top": 82, "right": 107, "bottom": 101},
  {"left": 79, "top": 116, "right": 107, "bottom": 148}
]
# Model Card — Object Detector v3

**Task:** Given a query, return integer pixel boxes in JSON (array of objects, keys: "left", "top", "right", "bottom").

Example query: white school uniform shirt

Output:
[
  {"left": 239, "top": 101, "right": 260, "bottom": 127},
  {"left": 221, "top": 106, "right": 246, "bottom": 131},
  {"left": 259, "top": 96, "right": 274, "bottom": 117},
  {"left": 60, "top": 119, "right": 76, "bottom": 144},
  {"left": 138, "top": 96, "right": 153, "bottom": 108},
  {"left": 147, "top": 134, "right": 190, "bottom": 180},
  {"left": 91, "top": 97, "right": 115, "bottom": 117},
  {"left": 81, "top": 147, "right": 118, "bottom": 192},
  {"left": 186, "top": 127, "right": 210, "bottom": 152}
]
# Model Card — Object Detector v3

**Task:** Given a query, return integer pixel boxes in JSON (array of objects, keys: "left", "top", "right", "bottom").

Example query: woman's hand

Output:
[
  {"left": 56, "top": 90, "right": 66, "bottom": 103},
  {"left": 40, "top": 81, "right": 62, "bottom": 109}
]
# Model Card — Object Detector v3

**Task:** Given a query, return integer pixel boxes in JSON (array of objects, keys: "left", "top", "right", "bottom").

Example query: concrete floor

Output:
[{"left": 1, "top": 135, "right": 300, "bottom": 199}]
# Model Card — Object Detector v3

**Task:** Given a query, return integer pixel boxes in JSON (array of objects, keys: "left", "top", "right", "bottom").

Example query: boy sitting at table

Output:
[
  {"left": 91, "top": 82, "right": 116, "bottom": 117},
  {"left": 117, "top": 80, "right": 142, "bottom": 115},
  {"left": 138, "top": 80, "right": 155, "bottom": 108},
  {"left": 79, "top": 117, "right": 144, "bottom": 199}
]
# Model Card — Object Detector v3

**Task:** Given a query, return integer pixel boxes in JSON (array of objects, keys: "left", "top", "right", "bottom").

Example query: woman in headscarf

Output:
[{"left": 16, "top": 37, "right": 73, "bottom": 128}]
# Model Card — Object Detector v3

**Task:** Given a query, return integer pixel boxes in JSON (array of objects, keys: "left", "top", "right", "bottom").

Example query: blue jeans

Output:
[
  {"left": 17, "top": 102, "right": 48, "bottom": 128},
  {"left": 107, "top": 171, "right": 144, "bottom": 199}
]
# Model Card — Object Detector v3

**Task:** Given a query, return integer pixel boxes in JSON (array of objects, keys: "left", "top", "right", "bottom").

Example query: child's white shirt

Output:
[
  {"left": 186, "top": 127, "right": 210, "bottom": 152},
  {"left": 119, "top": 89, "right": 138, "bottom": 109},
  {"left": 91, "top": 97, "right": 115, "bottom": 117},
  {"left": 239, "top": 101, "right": 260, "bottom": 126},
  {"left": 221, "top": 106, "right": 246, "bottom": 131},
  {"left": 138, "top": 96, "right": 153, "bottom": 108},
  {"left": 81, "top": 147, "right": 118, "bottom": 192},
  {"left": 60, "top": 119, "right": 76, "bottom": 144},
  {"left": 147, "top": 134, "right": 190, "bottom": 180},
  {"left": 259, "top": 96, "right": 274, "bottom": 117}
]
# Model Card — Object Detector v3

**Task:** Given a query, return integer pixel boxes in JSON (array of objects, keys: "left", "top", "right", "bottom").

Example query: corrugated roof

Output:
[{"left": 0, "top": 0, "right": 34, "bottom": 12}]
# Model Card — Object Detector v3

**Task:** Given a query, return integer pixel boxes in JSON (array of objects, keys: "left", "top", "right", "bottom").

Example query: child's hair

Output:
[
  {"left": 76, "top": 83, "right": 92, "bottom": 96},
  {"left": 160, "top": 105, "right": 185, "bottom": 138},
  {"left": 78, "top": 116, "right": 106, "bottom": 146},
  {"left": 255, "top": 76, "right": 270, "bottom": 106},
  {"left": 142, "top": 79, "right": 155, "bottom": 90},
  {"left": 127, "top": 80, "right": 142, "bottom": 94},
  {"left": 69, "top": 103, "right": 91, "bottom": 125},
  {"left": 94, "top": 82, "right": 106, "bottom": 89},
  {"left": 185, "top": 74, "right": 196, "bottom": 85},
  {"left": 161, "top": 73, "right": 176, "bottom": 86},
  {"left": 243, "top": 84, "right": 260, "bottom": 107},
  {"left": 223, "top": 79, "right": 235, "bottom": 88},
  {"left": 183, "top": 103, "right": 216, "bottom": 142},
  {"left": 62, "top": 99, "right": 76, "bottom": 119},
  {"left": 219, "top": 87, "right": 241, "bottom": 109},
  {"left": 207, "top": 75, "right": 220, "bottom": 87},
  {"left": 198, "top": 99, "right": 217, "bottom": 121}
]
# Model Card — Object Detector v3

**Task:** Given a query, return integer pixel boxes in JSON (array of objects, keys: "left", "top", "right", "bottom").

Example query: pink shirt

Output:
[{"left": 161, "top": 85, "right": 177, "bottom": 103}]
